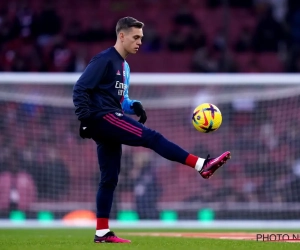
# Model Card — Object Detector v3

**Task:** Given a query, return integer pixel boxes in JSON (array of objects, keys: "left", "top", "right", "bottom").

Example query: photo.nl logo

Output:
[{"left": 256, "top": 233, "right": 300, "bottom": 242}]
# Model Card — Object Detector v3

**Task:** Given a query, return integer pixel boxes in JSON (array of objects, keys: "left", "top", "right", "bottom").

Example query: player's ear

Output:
[{"left": 119, "top": 31, "right": 125, "bottom": 42}]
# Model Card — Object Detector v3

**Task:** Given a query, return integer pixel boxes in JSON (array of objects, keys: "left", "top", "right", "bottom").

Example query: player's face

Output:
[{"left": 122, "top": 27, "right": 143, "bottom": 54}]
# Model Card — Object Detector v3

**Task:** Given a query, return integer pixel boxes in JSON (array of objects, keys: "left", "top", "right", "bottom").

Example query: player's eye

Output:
[{"left": 134, "top": 36, "right": 142, "bottom": 40}]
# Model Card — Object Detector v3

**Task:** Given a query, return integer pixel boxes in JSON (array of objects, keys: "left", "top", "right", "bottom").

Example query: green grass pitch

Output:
[{"left": 0, "top": 229, "right": 299, "bottom": 250}]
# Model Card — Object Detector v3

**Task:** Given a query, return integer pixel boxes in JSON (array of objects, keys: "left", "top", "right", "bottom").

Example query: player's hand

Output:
[
  {"left": 79, "top": 119, "right": 92, "bottom": 139},
  {"left": 132, "top": 102, "right": 147, "bottom": 124}
]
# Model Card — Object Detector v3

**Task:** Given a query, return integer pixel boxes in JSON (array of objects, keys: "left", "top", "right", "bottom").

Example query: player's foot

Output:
[
  {"left": 199, "top": 151, "right": 231, "bottom": 179},
  {"left": 94, "top": 231, "right": 131, "bottom": 243}
]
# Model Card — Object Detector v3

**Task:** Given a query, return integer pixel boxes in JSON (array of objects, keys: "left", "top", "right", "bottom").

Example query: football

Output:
[{"left": 192, "top": 103, "right": 222, "bottom": 133}]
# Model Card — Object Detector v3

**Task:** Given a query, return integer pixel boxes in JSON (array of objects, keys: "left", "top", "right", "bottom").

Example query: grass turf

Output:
[{"left": 0, "top": 229, "right": 299, "bottom": 250}]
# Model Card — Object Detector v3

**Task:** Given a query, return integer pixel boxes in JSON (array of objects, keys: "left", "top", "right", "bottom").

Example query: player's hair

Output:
[{"left": 116, "top": 17, "right": 144, "bottom": 35}]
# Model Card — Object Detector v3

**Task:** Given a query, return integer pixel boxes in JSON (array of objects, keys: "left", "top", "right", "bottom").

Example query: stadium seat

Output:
[
  {"left": 16, "top": 172, "right": 37, "bottom": 211},
  {"left": 0, "top": 171, "right": 37, "bottom": 211},
  {"left": 257, "top": 53, "right": 283, "bottom": 72},
  {"left": 0, "top": 172, "right": 11, "bottom": 211}
]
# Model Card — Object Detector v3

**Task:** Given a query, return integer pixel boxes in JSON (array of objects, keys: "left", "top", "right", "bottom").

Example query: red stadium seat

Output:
[
  {"left": 0, "top": 172, "right": 11, "bottom": 211},
  {"left": 16, "top": 172, "right": 37, "bottom": 211},
  {"left": 0, "top": 171, "right": 37, "bottom": 211},
  {"left": 257, "top": 53, "right": 283, "bottom": 72}
]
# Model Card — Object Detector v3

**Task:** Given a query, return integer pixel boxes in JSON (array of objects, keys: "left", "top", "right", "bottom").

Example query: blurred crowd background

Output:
[
  {"left": 1, "top": 86, "right": 300, "bottom": 219},
  {"left": 1, "top": 0, "right": 300, "bottom": 220},
  {"left": 0, "top": 0, "right": 300, "bottom": 73}
]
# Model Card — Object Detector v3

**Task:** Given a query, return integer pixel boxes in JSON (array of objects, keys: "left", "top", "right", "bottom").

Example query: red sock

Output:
[
  {"left": 96, "top": 218, "right": 109, "bottom": 230},
  {"left": 185, "top": 154, "right": 198, "bottom": 168}
]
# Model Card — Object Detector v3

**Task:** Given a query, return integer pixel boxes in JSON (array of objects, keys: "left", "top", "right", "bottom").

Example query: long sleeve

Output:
[
  {"left": 122, "top": 62, "right": 140, "bottom": 114},
  {"left": 73, "top": 56, "right": 108, "bottom": 120}
]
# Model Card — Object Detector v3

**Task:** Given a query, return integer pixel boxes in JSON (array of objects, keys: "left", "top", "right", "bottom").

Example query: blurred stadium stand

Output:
[{"left": 0, "top": 0, "right": 300, "bottom": 73}]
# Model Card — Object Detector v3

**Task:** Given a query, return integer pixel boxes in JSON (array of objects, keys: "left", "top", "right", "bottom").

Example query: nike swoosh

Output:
[{"left": 202, "top": 110, "right": 209, "bottom": 126}]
